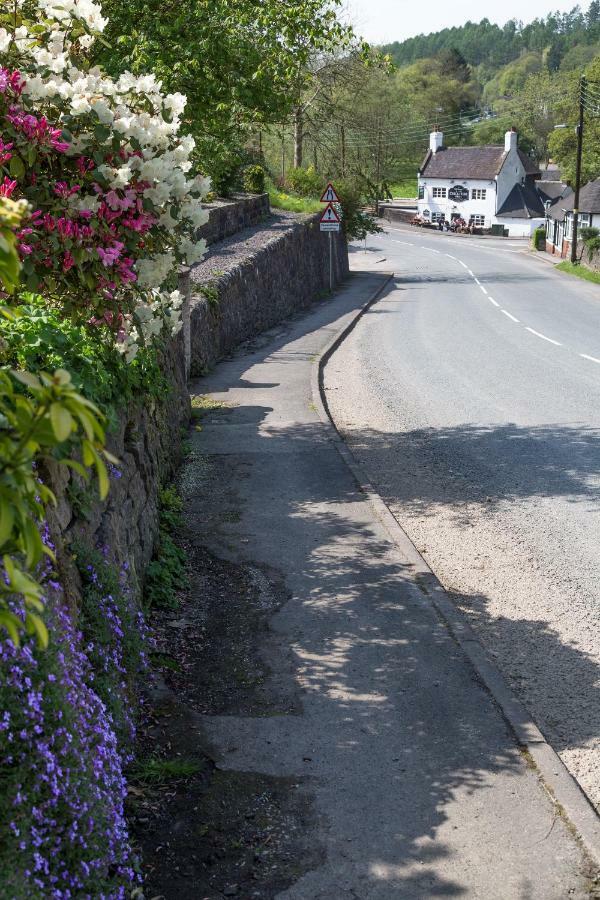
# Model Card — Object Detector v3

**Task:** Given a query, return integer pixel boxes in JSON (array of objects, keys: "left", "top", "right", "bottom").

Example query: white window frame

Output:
[
  {"left": 471, "top": 188, "right": 487, "bottom": 200},
  {"left": 469, "top": 214, "right": 486, "bottom": 227},
  {"left": 432, "top": 187, "right": 447, "bottom": 198},
  {"left": 579, "top": 213, "right": 590, "bottom": 228},
  {"left": 431, "top": 211, "right": 445, "bottom": 223},
  {"left": 564, "top": 214, "right": 573, "bottom": 239}
]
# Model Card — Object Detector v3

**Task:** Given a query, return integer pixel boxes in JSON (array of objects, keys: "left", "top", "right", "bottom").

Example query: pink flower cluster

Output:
[
  {"left": 0, "top": 68, "right": 166, "bottom": 317},
  {"left": 5, "top": 109, "right": 69, "bottom": 153}
]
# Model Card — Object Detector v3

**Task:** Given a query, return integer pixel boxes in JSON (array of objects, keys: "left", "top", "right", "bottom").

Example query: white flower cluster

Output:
[
  {"left": 5, "top": 0, "right": 211, "bottom": 361},
  {"left": 116, "top": 290, "right": 184, "bottom": 363}
]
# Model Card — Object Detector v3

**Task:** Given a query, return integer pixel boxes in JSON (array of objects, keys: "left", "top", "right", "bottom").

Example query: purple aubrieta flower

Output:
[{"left": 0, "top": 550, "right": 145, "bottom": 896}]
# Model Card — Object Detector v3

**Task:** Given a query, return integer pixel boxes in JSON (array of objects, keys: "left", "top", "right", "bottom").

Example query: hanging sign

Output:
[
  {"left": 320, "top": 202, "right": 341, "bottom": 232},
  {"left": 320, "top": 182, "right": 340, "bottom": 203},
  {"left": 448, "top": 185, "right": 469, "bottom": 202}
]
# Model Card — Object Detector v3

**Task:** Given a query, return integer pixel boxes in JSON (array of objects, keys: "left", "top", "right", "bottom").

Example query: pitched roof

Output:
[
  {"left": 536, "top": 180, "right": 572, "bottom": 206},
  {"left": 547, "top": 178, "right": 600, "bottom": 220},
  {"left": 497, "top": 182, "right": 545, "bottom": 219},
  {"left": 419, "top": 145, "right": 540, "bottom": 180}
]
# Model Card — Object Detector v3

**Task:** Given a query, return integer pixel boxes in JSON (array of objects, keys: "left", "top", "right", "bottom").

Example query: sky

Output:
[{"left": 347, "top": 0, "right": 581, "bottom": 44}]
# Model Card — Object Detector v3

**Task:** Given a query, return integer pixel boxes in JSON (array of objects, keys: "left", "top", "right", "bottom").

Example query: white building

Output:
[
  {"left": 417, "top": 129, "right": 547, "bottom": 237},
  {"left": 545, "top": 178, "right": 598, "bottom": 257}
]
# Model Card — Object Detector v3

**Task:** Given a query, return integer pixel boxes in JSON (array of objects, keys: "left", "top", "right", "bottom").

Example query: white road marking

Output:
[
  {"left": 526, "top": 327, "right": 562, "bottom": 346},
  {"left": 380, "top": 232, "right": 596, "bottom": 362}
]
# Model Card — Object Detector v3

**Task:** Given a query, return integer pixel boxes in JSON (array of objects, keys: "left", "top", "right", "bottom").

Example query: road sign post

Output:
[{"left": 319, "top": 187, "right": 341, "bottom": 294}]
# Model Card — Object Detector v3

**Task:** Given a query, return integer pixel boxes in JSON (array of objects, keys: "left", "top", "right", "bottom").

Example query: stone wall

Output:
[
  {"left": 49, "top": 207, "right": 349, "bottom": 603},
  {"left": 198, "top": 193, "right": 270, "bottom": 246},
  {"left": 379, "top": 203, "right": 417, "bottom": 225},
  {"left": 187, "top": 211, "right": 349, "bottom": 375},
  {"left": 48, "top": 334, "right": 189, "bottom": 604}
]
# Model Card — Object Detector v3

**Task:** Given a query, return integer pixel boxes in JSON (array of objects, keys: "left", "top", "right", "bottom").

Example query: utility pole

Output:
[{"left": 571, "top": 76, "right": 586, "bottom": 265}]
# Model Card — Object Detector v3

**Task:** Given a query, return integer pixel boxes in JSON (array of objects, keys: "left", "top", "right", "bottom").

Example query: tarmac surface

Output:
[
  {"left": 326, "top": 225, "right": 600, "bottom": 818},
  {"left": 187, "top": 266, "right": 592, "bottom": 898}
]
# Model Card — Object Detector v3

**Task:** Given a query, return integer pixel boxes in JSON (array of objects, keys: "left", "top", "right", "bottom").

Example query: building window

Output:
[
  {"left": 565, "top": 215, "right": 572, "bottom": 239},
  {"left": 432, "top": 187, "right": 446, "bottom": 198},
  {"left": 418, "top": 184, "right": 425, "bottom": 200},
  {"left": 431, "top": 212, "right": 445, "bottom": 222},
  {"left": 469, "top": 214, "right": 486, "bottom": 227},
  {"left": 580, "top": 213, "right": 590, "bottom": 228},
  {"left": 471, "top": 189, "right": 486, "bottom": 200}
]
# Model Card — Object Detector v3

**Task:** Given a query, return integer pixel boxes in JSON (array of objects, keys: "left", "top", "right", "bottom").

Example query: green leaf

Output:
[
  {"left": 0, "top": 500, "right": 14, "bottom": 547},
  {"left": 9, "top": 155, "right": 25, "bottom": 179},
  {"left": 50, "top": 403, "right": 74, "bottom": 442},
  {"left": 25, "top": 611, "right": 49, "bottom": 649}
]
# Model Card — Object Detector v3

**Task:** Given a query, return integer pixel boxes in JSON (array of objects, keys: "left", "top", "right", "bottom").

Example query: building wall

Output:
[
  {"left": 495, "top": 145, "right": 527, "bottom": 211},
  {"left": 499, "top": 216, "right": 545, "bottom": 237},
  {"left": 417, "top": 177, "right": 496, "bottom": 226}
]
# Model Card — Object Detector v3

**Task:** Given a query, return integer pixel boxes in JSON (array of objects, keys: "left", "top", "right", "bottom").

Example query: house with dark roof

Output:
[
  {"left": 417, "top": 129, "right": 549, "bottom": 236},
  {"left": 545, "top": 178, "right": 600, "bottom": 257}
]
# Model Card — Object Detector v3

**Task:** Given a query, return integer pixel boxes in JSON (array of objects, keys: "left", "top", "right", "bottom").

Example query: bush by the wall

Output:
[
  {"left": 285, "top": 165, "right": 323, "bottom": 198},
  {"left": 532, "top": 226, "right": 546, "bottom": 250},
  {"left": 242, "top": 165, "right": 266, "bottom": 194}
]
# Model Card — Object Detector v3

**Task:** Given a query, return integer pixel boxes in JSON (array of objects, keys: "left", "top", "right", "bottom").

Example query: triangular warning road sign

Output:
[
  {"left": 320, "top": 182, "right": 340, "bottom": 203},
  {"left": 320, "top": 203, "right": 341, "bottom": 223}
]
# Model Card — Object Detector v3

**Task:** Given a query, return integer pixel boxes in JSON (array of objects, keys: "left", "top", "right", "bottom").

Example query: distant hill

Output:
[{"left": 381, "top": 3, "right": 600, "bottom": 76}]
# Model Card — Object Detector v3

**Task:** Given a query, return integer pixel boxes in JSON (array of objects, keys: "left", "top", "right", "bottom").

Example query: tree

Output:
[{"left": 97, "top": 0, "right": 366, "bottom": 188}]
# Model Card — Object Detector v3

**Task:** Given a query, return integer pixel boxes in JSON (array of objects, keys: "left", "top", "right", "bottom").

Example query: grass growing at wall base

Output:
[{"left": 556, "top": 260, "right": 600, "bottom": 285}]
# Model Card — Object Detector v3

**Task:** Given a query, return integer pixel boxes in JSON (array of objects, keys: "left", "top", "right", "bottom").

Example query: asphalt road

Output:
[{"left": 325, "top": 224, "right": 600, "bottom": 811}]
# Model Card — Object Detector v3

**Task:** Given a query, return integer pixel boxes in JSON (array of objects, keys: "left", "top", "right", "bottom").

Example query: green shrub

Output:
[
  {"left": 532, "top": 226, "right": 546, "bottom": 251},
  {"left": 336, "top": 178, "right": 383, "bottom": 241},
  {"left": 242, "top": 164, "right": 266, "bottom": 194},
  {"left": 580, "top": 226, "right": 599, "bottom": 243},
  {"left": 585, "top": 235, "right": 600, "bottom": 262},
  {"left": 285, "top": 165, "right": 323, "bottom": 198},
  {"left": 1, "top": 295, "right": 168, "bottom": 424},
  {"left": 144, "top": 485, "right": 187, "bottom": 609}
]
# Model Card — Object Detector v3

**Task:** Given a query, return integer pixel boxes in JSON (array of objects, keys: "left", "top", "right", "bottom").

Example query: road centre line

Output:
[
  {"left": 387, "top": 235, "right": 600, "bottom": 365},
  {"left": 526, "top": 327, "right": 562, "bottom": 346}
]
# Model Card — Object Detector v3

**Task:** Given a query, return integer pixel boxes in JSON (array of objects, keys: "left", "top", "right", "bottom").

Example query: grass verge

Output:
[{"left": 556, "top": 260, "right": 600, "bottom": 285}]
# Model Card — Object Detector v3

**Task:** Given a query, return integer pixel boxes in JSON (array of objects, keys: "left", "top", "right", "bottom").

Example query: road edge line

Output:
[{"left": 310, "top": 269, "right": 600, "bottom": 871}]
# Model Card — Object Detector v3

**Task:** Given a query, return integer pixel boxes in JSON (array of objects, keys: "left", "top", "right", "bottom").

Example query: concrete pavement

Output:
[{"left": 183, "top": 270, "right": 593, "bottom": 897}]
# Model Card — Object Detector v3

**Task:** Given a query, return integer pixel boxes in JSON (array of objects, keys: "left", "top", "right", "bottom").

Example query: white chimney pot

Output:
[
  {"left": 505, "top": 129, "right": 518, "bottom": 152},
  {"left": 430, "top": 131, "right": 443, "bottom": 154}
]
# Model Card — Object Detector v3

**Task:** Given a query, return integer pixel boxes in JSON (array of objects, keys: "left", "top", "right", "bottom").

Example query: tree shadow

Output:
[{"left": 184, "top": 406, "right": 595, "bottom": 896}]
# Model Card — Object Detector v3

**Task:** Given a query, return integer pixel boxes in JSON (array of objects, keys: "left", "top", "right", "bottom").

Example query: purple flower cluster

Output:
[
  {"left": 0, "top": 526, "right": 150, "bottom": 897},
  {"left": 78, "top": 552, "right": 150, "bottom": 757},
  {"left": 0, "top": 591, "right": 140, "bottom": 897}
]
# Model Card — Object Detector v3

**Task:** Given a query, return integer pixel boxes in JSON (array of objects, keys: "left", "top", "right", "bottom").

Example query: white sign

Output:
[
  {"left": 320, "top": 203, "right": 340, "bottom": 224},
  {"left": 320, "top": 221, "right": 340, "bottom": 232},
  {"left": 320, "top": 182, "right": 340, "bottom": 203}
]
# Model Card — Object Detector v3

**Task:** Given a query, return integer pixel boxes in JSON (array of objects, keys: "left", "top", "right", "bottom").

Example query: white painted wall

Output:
[
  {"left": 417, "top": 177, "right": 496, "bottom": 226},
  {"left": 499, "top": 216, "right": 545, "bottom": 237}
]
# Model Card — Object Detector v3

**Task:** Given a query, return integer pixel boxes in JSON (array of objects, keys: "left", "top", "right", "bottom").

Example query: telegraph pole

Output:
[{"left": 571, "top": 76, "right": 586, "bottom": 265}]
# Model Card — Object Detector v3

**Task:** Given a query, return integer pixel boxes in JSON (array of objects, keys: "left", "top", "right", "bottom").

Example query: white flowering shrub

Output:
[{"left": 0, "top": 0, "right": 209, "bottom": 359}]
